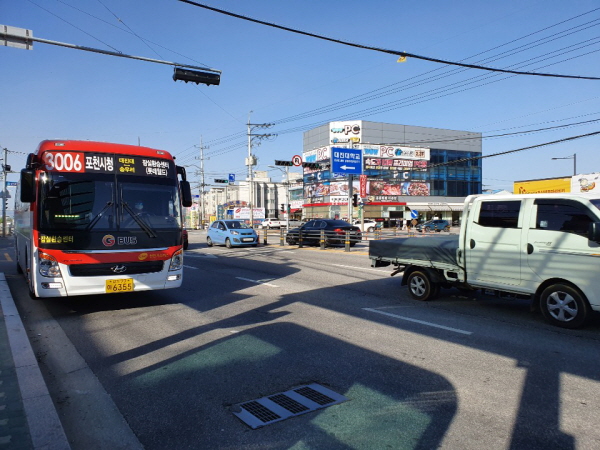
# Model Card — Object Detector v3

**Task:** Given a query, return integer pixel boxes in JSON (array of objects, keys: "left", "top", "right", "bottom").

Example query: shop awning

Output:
[{"left": 406, "top": 203, "right": 464, "bottom": 212}]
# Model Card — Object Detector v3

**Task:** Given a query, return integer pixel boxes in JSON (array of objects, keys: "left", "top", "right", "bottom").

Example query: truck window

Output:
[
  {"left": 477, "top": 200, "right": 520, "bottom": 228},
  {"left": 536, "top": 202, "right": 593, "bottom": 237}
]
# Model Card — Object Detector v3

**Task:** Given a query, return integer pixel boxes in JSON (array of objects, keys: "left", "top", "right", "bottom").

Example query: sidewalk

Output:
[{"left": 0, "top": 272, "right": 70, "bottom": 450}]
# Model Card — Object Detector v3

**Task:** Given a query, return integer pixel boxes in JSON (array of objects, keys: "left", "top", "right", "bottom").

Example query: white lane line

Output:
[
  {"left": 183, "top": 265, "right": 198, "bottom": 270},
  {"left": 363, "top": 308, "right": 473, "bottom": 335},
  {"left": 236, "top": 277, "right": 279, "bottom": 287},
  {"left": 332, "top": 264, "right": 390, "bottom": 273},
  {"left": 185, "top": 253, "right": 217, "bottom": 258}
]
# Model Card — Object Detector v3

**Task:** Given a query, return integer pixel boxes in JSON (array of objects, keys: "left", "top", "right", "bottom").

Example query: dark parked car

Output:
[
  {"left": 286, "top": 219, "right": 362, "bottom": 247},
  {"left": 182, "top": 227, "right": 189, "bottom": 250},
  {"left": 415, "top": 219, "right": 451, "bottom": 232}
]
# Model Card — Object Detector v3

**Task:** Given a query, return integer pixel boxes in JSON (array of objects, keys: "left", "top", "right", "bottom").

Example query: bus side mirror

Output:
[
  {"left": 180, "top": 180, "right": 192, "bottom": 207},
  {"left": 20, "top": 169, "right": 35, "bottom": 203},
  {"left": 589, "top": 222, "right": 600, "bottom": 243}
]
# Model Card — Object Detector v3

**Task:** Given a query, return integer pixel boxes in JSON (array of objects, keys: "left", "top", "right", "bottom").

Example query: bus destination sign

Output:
[{"left": 42, "top": 152, "right": 173, "bottom": 177}]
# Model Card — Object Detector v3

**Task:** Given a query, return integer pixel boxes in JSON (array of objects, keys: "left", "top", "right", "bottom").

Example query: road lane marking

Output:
[
  {"left": 363, "top": 307, "right": 473, "bottom": 335},
  {"left": 236, "top": 277, "right": 279, "bottom": 287},
  {"left": 183, "top": 265, "right": 198, "bottom": 270},
  {"left": 4, "top": 253, "right": 11, "bottom": 261},
  {"left": 184, "top": 253, "right": 217, "bottom": 258}
]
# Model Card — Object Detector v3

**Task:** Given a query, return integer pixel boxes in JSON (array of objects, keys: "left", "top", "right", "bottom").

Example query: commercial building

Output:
[
  {"left": 514, "top": 172, "right": 600, "bottom": 194},
  {"left": 302, "top": 120, "right": 482, "bottom": 225},
  {"left": 192, "top": 172, "right": 304, "bottom": 227}
]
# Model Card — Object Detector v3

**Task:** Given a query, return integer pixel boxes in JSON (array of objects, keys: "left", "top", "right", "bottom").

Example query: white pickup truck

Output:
[
  {"left": 261, "top": 218, "right": 302, "bottom": 229},
  {"left": 369, "top": 193, "right": 600, "bottom": 329}
]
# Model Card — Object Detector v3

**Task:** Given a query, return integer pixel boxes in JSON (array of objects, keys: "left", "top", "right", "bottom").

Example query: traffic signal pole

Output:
[
  {"left": 2, "top": 147, "right": 7, "bottom": 237},
  {"left": 347, "top": 174, "right": 353, "bottom": 223},
  {"left": 285, "top": 165, "right": 290, "bottom": 231}
]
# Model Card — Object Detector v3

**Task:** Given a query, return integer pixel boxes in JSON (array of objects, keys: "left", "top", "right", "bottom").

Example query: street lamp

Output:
[
  {"left": 551, "top": 153, "right": 576, "bottom": 175},
  {"left": 268, "top": 165, "right": 290, "bottom": 230}
]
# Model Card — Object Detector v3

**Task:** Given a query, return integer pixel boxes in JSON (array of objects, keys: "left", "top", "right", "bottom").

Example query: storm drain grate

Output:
[
  {"left": 294, "top": 386, "right": 335, "bottom": 405},
  {"left": 232, "top": 383, "right": 348, "bottom": 429},
  {"left": 240, "top": 401, "right": 281, "bottom": 423},
  {"left": 268, "top": 394, "right": 309, "bottom": 414}
]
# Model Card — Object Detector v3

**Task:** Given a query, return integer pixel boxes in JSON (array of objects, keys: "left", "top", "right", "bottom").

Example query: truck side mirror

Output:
[
  {"left": 20, "top": 169, "right": 35, "bottom": 203},
  {"left": 179, "top": 180, "right": 192, "bottom": 207},
  {"left": 589, "top": 222, "right": 600, "bottom": 243}
]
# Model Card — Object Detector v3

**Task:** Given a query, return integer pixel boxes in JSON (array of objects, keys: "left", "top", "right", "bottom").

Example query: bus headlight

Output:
[
  {"left": 169, "top": 248, "right": 184, "bottom": 271},
  {"left": 38, "top": 251, "right": 62, "bottom": 277}
]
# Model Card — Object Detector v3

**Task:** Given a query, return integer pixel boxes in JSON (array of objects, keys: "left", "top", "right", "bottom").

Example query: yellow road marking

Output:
[{"left": 4, "top": 253, "right": 12, "bottom": 261}]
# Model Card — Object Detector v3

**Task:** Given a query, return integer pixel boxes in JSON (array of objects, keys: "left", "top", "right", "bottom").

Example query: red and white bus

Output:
[{"left": 14, "top": 140, "right": 193, "bottom": 298}]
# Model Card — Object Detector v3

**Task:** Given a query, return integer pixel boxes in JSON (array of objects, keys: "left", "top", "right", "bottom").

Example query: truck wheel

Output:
[
  {"left": 407, "top": 270, "right": 438, "bottom": 301},
  {"left": 540, "top": 283, "right": 590, "bottom": 329}
]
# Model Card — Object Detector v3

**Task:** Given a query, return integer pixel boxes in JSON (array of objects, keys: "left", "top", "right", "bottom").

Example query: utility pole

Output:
[
  {"left": 246, "top": 113, "right": 276, "bottom": 227},
  {"left": 196, "top": 137, "right": 208, "bottom": 229}
]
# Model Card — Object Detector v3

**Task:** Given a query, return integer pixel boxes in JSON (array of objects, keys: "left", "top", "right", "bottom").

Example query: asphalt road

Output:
[{"left": 5, "top": 231, "right": 600, "bottom": 450}]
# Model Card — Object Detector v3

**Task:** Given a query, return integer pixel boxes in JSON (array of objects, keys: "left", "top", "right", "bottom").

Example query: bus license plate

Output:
[{"left": 106, "top": 278, "right": 134, "bottom": 293}]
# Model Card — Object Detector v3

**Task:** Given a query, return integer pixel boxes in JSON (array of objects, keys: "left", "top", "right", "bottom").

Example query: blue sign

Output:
[
  {"left": 331, "top": 147, "right": 363, "bottom": 175},
  {"left": 6, "top": 181, "right": 18, "bottom": 187},
  {"left": 411, "top": 210, "right": 419, "bottom": 219},
  {"left": 229, "top": 173, "right": 235, "bottom": 183}
]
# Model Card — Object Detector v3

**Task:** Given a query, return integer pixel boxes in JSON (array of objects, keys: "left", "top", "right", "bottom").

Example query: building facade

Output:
[
  {"left": 302, "top": 120, "right": 482, "bottom": 224},
  {"left": 188, "top": 172, "right": 304, "bottom": 228}
]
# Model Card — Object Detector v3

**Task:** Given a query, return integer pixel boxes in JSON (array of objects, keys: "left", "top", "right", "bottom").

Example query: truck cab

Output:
[{"left": 460, "top": 193, "right": 600, "bottom": 327}]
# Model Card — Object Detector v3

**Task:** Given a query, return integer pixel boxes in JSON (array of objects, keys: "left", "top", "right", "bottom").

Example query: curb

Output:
[{"left": 0, "top": 273, "right": 71, "bottom": 450}]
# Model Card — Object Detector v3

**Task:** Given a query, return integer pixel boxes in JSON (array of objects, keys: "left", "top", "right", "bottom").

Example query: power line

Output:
[
  {"left": 28, "top": 0, "right": 121, "bottom": 52},
  {"left": 429, "top": 130, "right": 600, "bottom": 168},
  {"left": 177, "top": 0, "right": 600, "bottom": 80}
]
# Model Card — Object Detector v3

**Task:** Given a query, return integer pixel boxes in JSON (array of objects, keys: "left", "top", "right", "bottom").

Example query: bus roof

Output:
[{"left": 35, "top": 140, "right": 174, "bottom": 160}]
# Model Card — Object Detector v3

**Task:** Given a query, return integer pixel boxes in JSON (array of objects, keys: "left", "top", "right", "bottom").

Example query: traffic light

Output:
[
  {"left": 173, "top": 68, "right": 221, "bottom": 86},
  {"left": 302, "top": 162, "right": 321, "bottom": 169},
  {"left": 352, "top": 194, "right": 358, "bottom": 207},
  {"left": 274, "top": 160, "right": 294, "bottom": 166},
  {"left": 280, "top": 204, "right": 285, "bottom": 211},
  {"left": 214, "top": 179, "right": 229, "bottom": 184}
]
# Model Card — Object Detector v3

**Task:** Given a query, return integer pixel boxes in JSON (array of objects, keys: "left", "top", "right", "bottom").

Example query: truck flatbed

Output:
[{"left": 369, "top": 235, "right": 460, "bottom": 268}]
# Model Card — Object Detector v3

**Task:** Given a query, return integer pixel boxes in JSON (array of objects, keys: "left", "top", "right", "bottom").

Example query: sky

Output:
[{"left": 1, "top": 0, "right": 599, "bottom": 192}]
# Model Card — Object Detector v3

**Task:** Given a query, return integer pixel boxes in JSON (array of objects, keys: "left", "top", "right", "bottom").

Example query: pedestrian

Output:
[{"left": 402, "top": 218, "right": 407, "bottom": 231}]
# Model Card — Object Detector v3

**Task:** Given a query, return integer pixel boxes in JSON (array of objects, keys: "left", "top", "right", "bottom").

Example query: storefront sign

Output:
[
  {"left": 514, "top": 178, "right": 570, "bottom": 194},
  {"left": 363, "top": 145, "right": 430, "bottom": 160},
  {"left": 330, "top": 121, "right": 362, "bottom": 145},
  {"left": 572, "top": 173, "right": 600, "bottom": 193}
]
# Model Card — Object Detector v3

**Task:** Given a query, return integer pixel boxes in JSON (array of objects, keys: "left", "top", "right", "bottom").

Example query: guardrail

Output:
[{"left": 255, "top": 227, "right": 459, "bottom": 251}]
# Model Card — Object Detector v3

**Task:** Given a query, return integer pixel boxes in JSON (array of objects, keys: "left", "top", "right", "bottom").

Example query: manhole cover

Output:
[{"left": 232, "top": 383, "right": 348, "bottom": 429}]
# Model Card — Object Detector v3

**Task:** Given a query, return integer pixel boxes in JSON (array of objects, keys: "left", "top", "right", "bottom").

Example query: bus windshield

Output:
[{"left": 38, "top": 171, "right": 182, "bottom": 233}]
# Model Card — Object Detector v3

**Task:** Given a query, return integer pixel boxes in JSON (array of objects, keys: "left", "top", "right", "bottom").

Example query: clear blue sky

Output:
[{"left": 1, "top": 0, "right": 599, "bottom": 192}]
